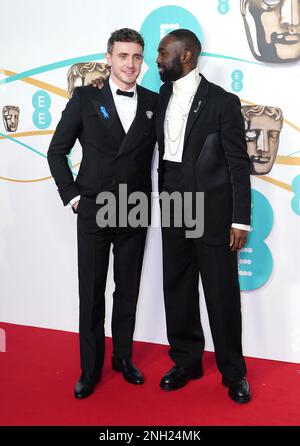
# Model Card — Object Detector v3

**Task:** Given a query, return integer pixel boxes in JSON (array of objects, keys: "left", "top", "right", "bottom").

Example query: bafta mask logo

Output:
[
  {"left": 67, "top": 62, "right": 110, "bottom": 98},
  {"left": 2, "top": 106, "right": 20, "bottom": 132},
  {"left": 242, "top": 105, "right": 283, "bottom": 175},
  {"left": 241, "top": 0, "right": 300, "bottom": 63}
]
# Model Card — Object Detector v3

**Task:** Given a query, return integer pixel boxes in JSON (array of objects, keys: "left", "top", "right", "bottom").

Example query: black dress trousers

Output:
[
  {"left": 76, "top": 193, "right": 147, "bottom": 378},
  {"left": 161, "top": 161, "right": 246, "bottom": 382}
]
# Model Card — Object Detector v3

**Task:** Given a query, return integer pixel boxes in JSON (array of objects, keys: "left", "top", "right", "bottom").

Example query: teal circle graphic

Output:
[
  {"left": 32, "top": 110, "right": 52, "bottom": 129},
  {"left": 32, "top": 90, "right": 51, "bottom": 109},
  {"left": 231, "top": 70, "right": 244, "bottom": 81},
  {"left": 239, "top": 189, "right": 274, "bottom": 291},
  {"left": 217, "top": 1, "right": 230, "bottom": 14},
  {"left": 231, "top": 81, "right": 243, "bottom": 92},
  {"left": 291, "top": 175, "right": 300, "bottom": 216},
  {"left": 140, "top": 6, "right": 203, "bottom": 92}
]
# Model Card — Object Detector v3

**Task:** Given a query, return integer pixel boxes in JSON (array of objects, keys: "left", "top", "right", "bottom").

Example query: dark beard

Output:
[{"left": 159, "top": 56, "right": 183, "bottom": 82}]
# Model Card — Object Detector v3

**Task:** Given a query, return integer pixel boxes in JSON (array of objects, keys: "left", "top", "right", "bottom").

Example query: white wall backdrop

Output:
[{"left": 1, "top": 0, "right": 300, "bottom": 363}]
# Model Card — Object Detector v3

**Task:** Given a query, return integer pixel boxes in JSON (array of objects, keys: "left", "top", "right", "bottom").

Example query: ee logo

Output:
[
  {"left": 231, "top": 70, "right": 244, "bottom": 92},
  {"left": 217, "top": 0, "right": 230, "bottom": 14},
  {"left": 32, "top": 90, "right": 52, "bottom": 129}
]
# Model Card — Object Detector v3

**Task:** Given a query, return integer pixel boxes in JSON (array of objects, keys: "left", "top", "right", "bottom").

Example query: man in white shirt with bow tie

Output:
[{"left": 48, "top": 28, "right": 157, "bottom": 399}]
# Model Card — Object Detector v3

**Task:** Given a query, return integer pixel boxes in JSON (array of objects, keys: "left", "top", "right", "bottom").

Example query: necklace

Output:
[
  {"left": 166, "top": 115, "right": 187, "bottom": 155},
  {"left": 165, "top": 94, "right": 194, "bottom": 156}
]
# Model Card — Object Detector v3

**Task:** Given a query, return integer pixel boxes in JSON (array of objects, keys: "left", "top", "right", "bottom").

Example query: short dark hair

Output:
[
  {"left": 169, "top": 29, "right": 201, "bottom": 62},
  {"left": 107, "top": 28, "right": 144, "bottom": 54}
]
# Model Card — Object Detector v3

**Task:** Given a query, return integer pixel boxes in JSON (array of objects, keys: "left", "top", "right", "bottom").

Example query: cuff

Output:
[
  {"left": 231, "top": 223, "right": 251, "bottom": 232},
  {"left": 65, "top": 195, "right": 81, "bottom": 209}
]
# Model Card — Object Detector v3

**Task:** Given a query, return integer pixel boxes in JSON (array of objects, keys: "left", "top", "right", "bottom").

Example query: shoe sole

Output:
[
  {"left": 74, "top": 388, "right": 94, "bottom": 399},
  {"left": 229, "top": 394, "right": 251, "bottom": 404}
]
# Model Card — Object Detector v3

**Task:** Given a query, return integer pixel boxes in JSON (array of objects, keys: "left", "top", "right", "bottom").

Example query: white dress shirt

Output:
[
  {"left": 66, "top": 77, "right": 137, "bottom": 209},
  {"left": 109, "top": 77, "right": 137, "bottom": 133},
  {"left": 163, "top": 68, "right": 250, "bottom": 232}
]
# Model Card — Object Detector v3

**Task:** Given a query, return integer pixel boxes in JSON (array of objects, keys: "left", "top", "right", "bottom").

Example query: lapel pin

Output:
[
  {"left": 100, "top": 105, "right": 109, "bottom": 119},
  {"left": 146, "top": 110, "right": 153, "bottom": 119},
  {"left": 193, "top": 100, "right": 202, "bottom": 113}
]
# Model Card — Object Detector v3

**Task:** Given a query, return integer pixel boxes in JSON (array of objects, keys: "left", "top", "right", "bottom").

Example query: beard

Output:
[{"left": 158, "top": 56, "right": 183, "bottom": 82}]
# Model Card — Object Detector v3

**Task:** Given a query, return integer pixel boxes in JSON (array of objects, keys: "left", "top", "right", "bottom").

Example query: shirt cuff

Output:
[
  {"left": 231, "top": 223, "right": 251, "bottom": 232},
  {"left": 65, "top": 195, "right": 81, "bottom": 209}
]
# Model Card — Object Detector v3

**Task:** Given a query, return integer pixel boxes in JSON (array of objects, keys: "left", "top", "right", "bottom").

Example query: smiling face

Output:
[
  {"left": 156, "top": 35, "right": 185, "bottom": 83},
  {"left": 106, "top": 41, "right": 143, "bottom": 90},
  {"left": 244, "top": 113, "right": 283, "bottom": 174},
  {"left": 241, "top": 0, "right": 300, "bottom": 62}
]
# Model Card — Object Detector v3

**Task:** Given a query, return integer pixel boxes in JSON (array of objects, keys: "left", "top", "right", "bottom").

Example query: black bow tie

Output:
[{"left": 116, "top": 89, "right": 134, "bottom": 98}]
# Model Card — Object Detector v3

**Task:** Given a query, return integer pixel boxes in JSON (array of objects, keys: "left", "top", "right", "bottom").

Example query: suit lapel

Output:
[
  {"left": 156, "top": 83, "right": 172, "bottom": 160},
  {"left": 183, "top": 75, "right": 209, "bottom": 147},
  {"left": 91, "top": 79, "right": 125, "bottom": 144}
]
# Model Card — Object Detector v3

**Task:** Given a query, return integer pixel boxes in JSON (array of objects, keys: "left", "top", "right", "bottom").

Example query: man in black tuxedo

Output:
[
  {"left": 47, "top": 28, "right": 157, "bottom": 399},
  {"left": 156, "top": 29, "right": 252, "bottom": 403}
]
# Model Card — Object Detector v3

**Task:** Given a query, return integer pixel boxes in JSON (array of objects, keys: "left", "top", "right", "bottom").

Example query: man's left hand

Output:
[{"left": 229, "top": 228, "right": 248, "bottom": 251}]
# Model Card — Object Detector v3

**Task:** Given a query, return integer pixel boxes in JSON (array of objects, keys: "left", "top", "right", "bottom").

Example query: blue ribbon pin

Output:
[{"left": 100, "top": 105, "right": 109, "bottom": 119}]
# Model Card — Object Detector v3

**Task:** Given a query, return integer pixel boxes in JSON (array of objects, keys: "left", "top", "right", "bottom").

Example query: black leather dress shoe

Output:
[
  {"left": 222, "top": 377, "right": 251, "bottom": 403},
  {"left": 112, "top": 355, "right": 144, "bottom": 385},
  {"left": 74, "top": 372, "right": 101, "bottom": 399},
  {"left": 160, "top": 365, "right": 203, "bottom": 391}
]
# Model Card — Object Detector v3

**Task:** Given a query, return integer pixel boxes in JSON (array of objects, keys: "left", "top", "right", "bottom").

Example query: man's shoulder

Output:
[
  {"left": 72, "top": 84, "right": 103, "bottom": 100},
  {"left": 207, "top": 80, "right": 240, "bottom": 105},
  {"left": 137, "top": 84, "right": 158, "bottom": 100}
]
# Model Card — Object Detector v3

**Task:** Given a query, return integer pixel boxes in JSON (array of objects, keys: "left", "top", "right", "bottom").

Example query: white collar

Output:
[
  {"left": 109, "top": 77, "right": 137, "bottom": 97},
  {"left": 172, "top": 68, "right": 201, "bottom": 95}
]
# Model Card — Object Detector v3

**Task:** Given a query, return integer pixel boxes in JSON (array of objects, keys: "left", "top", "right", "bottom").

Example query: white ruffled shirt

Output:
[{"left": 164, "top": 68, "right": 201, "bottom": 163}]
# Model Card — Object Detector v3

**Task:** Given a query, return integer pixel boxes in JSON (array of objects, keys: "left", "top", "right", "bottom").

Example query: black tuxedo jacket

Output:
[
  {"left": 47, "top": 79, "right": 158, "bottom": 206},
  {"left": 157, "top": 75, "right": 251, "bottom": 244}
]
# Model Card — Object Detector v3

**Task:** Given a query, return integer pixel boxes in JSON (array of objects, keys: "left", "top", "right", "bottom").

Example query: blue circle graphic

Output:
[
  {"left": 140, "top": 6, "right": 203, "bottom": 91},
  {"left": 291, "top": 175, "right": 300, "bottom": 216},
  {"left": 239, "top": 189, "right": 274, "bottom": 291}
]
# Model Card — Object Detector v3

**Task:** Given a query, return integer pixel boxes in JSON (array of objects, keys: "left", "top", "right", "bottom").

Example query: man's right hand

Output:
[{"left": 89, "top": 78, "right": 104, "bottom": 89}]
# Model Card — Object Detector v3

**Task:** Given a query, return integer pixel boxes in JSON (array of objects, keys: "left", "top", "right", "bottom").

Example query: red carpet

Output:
[{"left": 0, "top": 322, "right": 299, "bottom": 426}]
